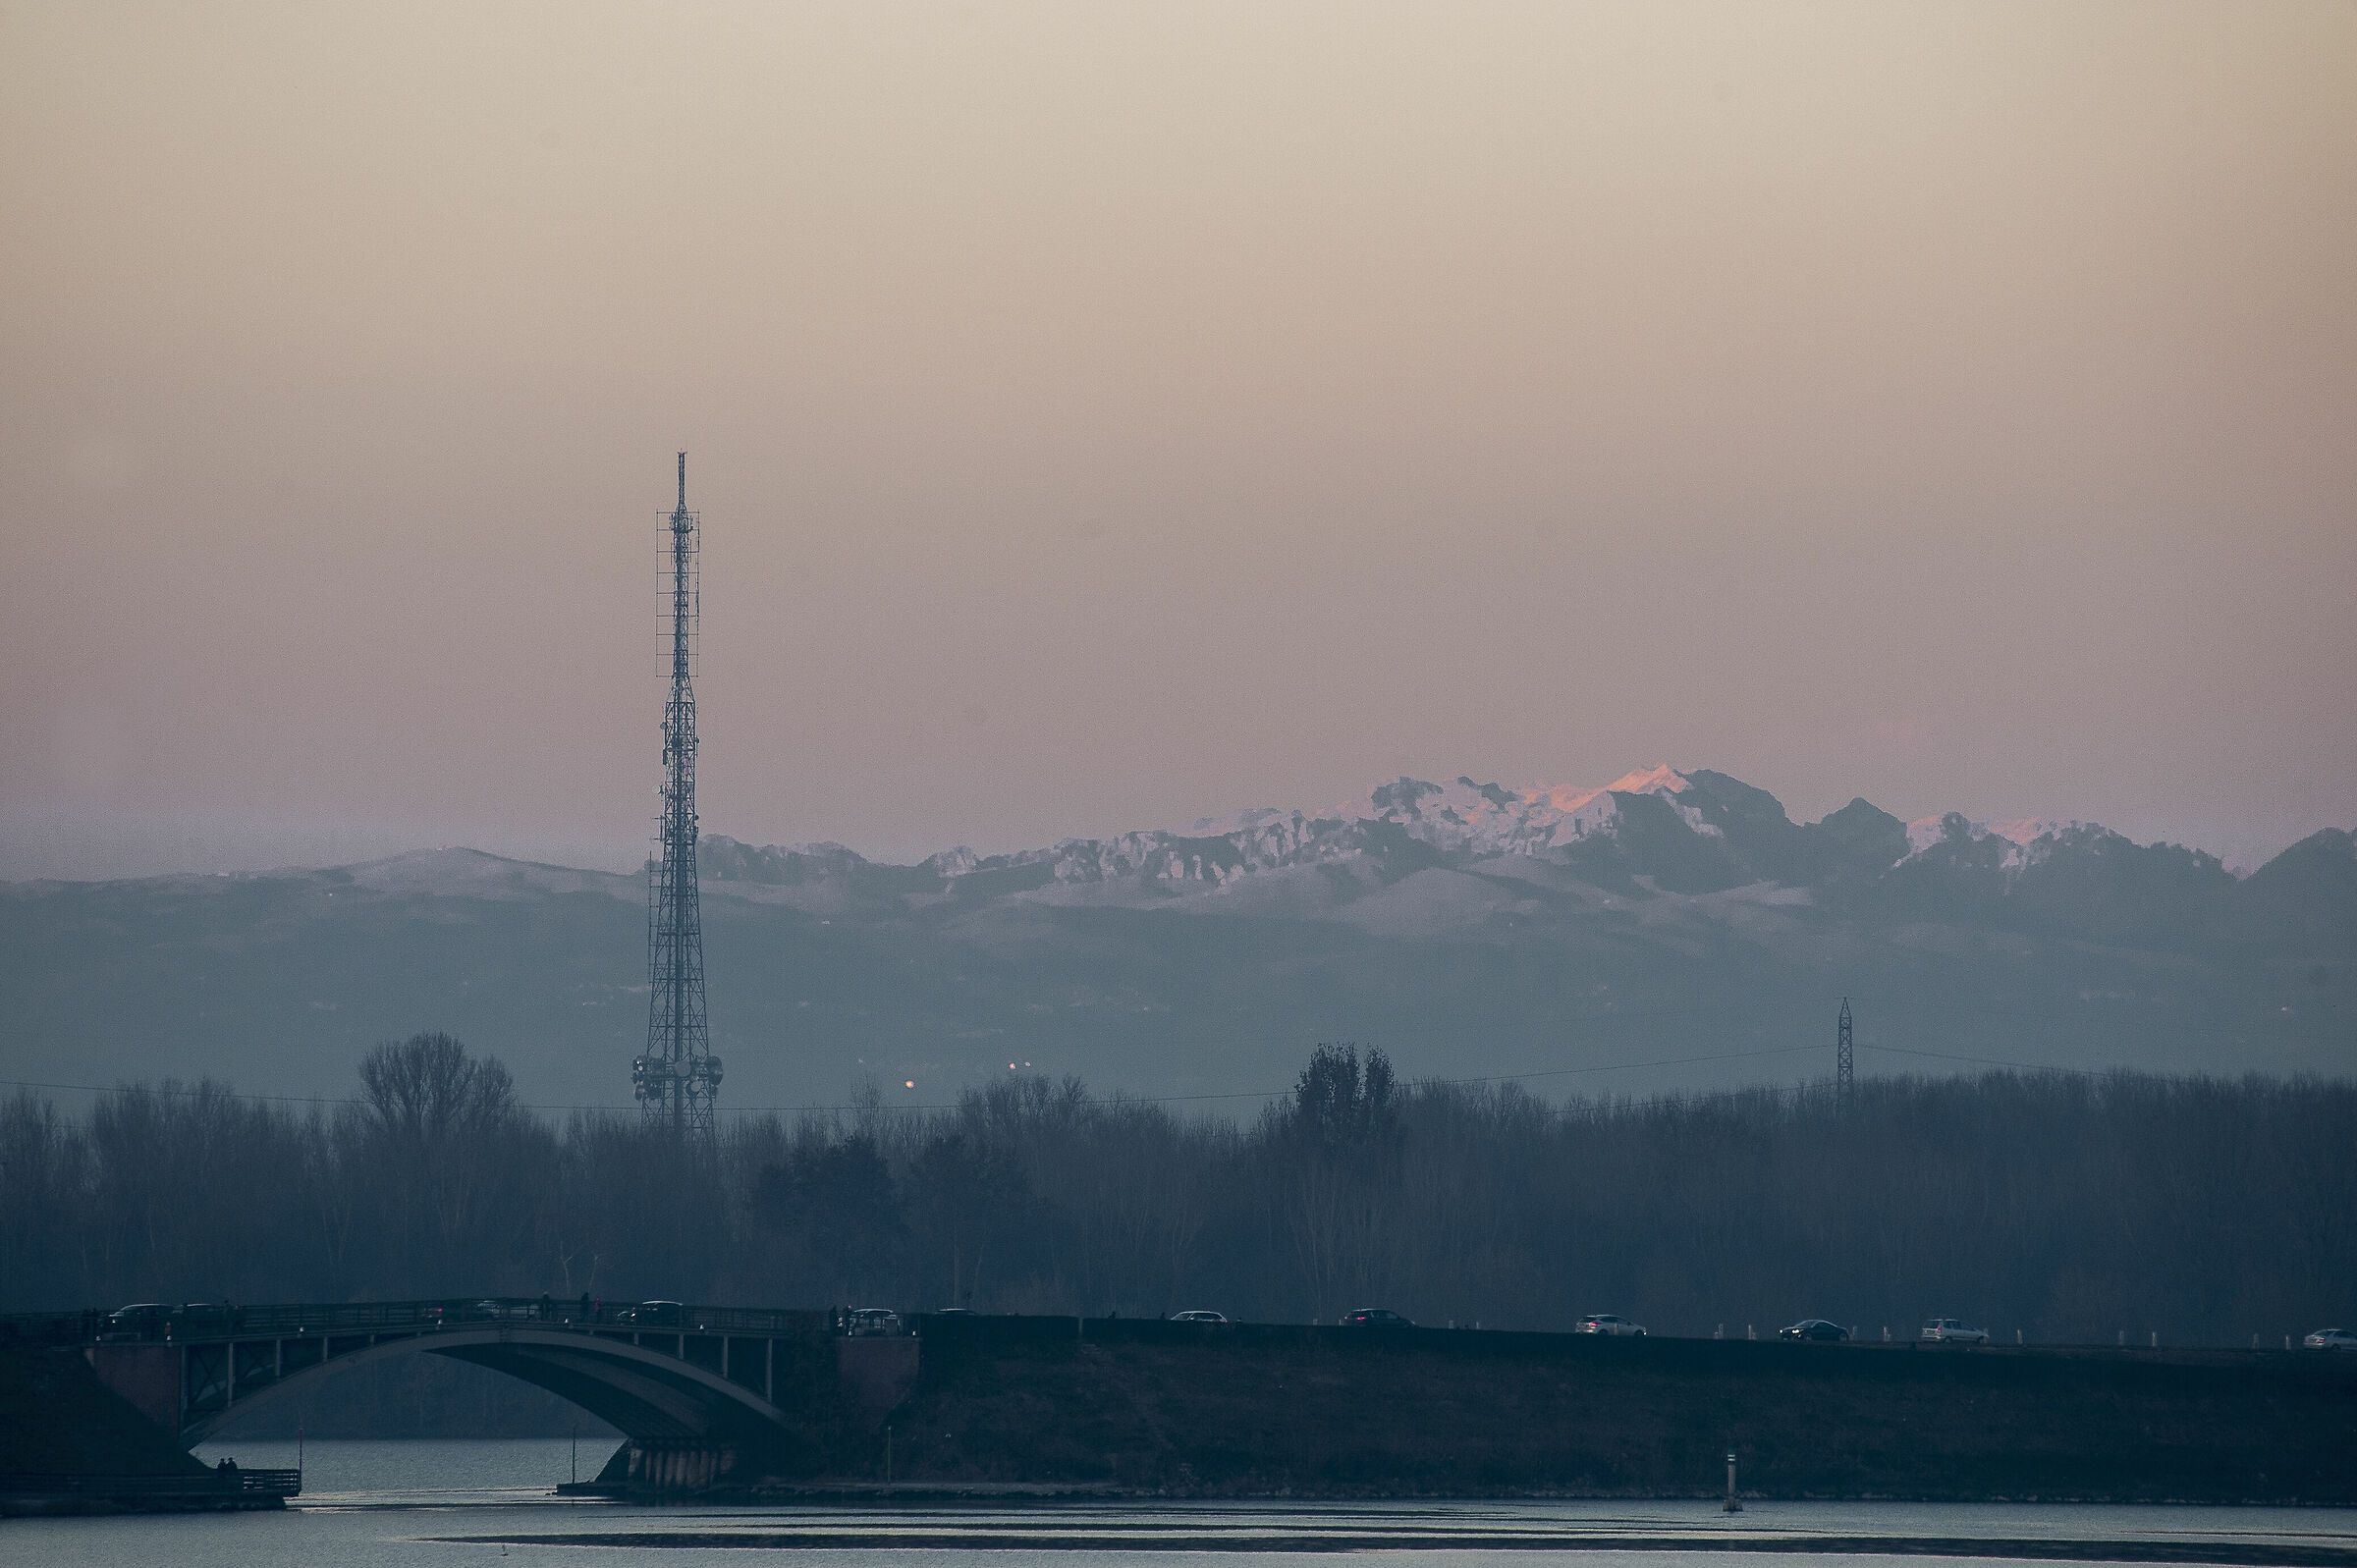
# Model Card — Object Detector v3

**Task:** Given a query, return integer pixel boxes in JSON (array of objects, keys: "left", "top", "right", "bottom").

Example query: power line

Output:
[{"left": 1863, "top": 1042, "right": 2110, "bottom": 1078}]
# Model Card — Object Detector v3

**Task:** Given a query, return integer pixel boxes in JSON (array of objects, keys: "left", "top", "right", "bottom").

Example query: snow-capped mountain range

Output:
[
  {"left": 701, "top": 764, "right": 2253, "bottom": 906},
  {"left": 4, "top": 765, "right": 2348, "bottom": 1110}
]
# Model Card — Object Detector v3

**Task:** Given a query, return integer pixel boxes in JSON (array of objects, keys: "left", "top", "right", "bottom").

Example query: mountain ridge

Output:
[
  {"left": 1, "top": 767, "right": 2346, "bottom": 1111},
  {"left": 692, "top": 765, "right": 2273, "bottom": 918}
]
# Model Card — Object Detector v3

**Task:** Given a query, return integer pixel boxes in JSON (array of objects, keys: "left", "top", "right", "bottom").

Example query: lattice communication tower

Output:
[
  {"left": 1836, "top": 996, "right": 1854, "bottom": 1111},
  {"left": 634, "top": 452, "right": 723, "bottom": 1136}
]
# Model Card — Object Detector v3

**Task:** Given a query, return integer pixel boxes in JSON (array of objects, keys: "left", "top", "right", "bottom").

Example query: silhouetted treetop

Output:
[
  {"left": 356, "top": 1032, "right": 524, "bottom": 1146},
  {"left": 1292, "top": 1043, "right": 1396, "bottom": 1149}
]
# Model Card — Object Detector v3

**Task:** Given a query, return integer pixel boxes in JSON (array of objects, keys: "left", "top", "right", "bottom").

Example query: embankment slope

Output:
[{"left": 857, "top": 1321, "right": 2357, "bottom": 1501}]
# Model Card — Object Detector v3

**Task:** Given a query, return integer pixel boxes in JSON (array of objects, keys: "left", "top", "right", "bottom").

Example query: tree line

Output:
[{"left": 2, "top": 1036, "right": 2350, "bottom": 1346}]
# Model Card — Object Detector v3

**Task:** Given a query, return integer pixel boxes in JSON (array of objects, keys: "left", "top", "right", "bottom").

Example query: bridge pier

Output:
[{"left": 596, "top": 1437, "right": 740, "bottom": 1494}]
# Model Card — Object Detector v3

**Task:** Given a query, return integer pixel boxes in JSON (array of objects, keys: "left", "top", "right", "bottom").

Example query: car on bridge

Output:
[
  {"left": 629, "top": 1300, "right": 686, "bottom": 1327},
  {"left": 1170, "top": 1310, "right": 1229, "bottom": 1323},
  {"left": 1780, "top": 1320, "right": 1849, "bottom": 1342},
  {"left": 1574, "top": 1313, "right": 1648, "bottom": 1336},
  {"left": 100, "top": 1303, "right": 170, "bottom": 1341},
  {"left": 1340, "top": 1308, "right": 1413, "bottom": 1326},
  {"left": 1920, "top": 1319, "right": 1989, "bottom": 1344},
  {"left": 848, "top": 1308, "right": 904, "bottom": 1336},
  {"left": 472, "top": 1299, "right": 536, "bottom": 1321},
  {"left": 2305, "top": 1327, "right": 2357, "bottom": 1351}
]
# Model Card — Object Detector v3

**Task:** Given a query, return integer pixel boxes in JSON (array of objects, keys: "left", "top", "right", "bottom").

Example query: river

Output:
[{"left": 1, "top": 1439, "right": 2350, "bottom": 1566}]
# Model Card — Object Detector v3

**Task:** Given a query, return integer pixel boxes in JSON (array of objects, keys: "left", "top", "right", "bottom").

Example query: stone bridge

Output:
[{"left": 56, "top": 1300, "right": 918, "bottom": 1493}]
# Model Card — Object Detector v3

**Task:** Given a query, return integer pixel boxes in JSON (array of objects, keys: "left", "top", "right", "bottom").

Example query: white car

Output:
[
  {"left": 1920, "top": 1319, "right": 1989, "bottom": 1345},
  {"left": 1574, "top": 1313, "right": 1647, "bottom": 1337},
  {"left": 1170, "top": 1310, "right": 1229, "bottom": 1324},
  {"left": 2304, "top": 1327, "right": 2357, "bottom": 1351}
]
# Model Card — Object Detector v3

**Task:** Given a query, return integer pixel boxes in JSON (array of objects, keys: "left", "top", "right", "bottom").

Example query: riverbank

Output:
[{"left": 729, "top": 1318, "right": 2357, "bottom": 1503}]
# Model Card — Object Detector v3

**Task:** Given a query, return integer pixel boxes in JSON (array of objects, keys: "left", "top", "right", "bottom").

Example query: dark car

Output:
[
  {"left": 100, "top": 1304, "right": 170, "bottom": 1342},
  {"left": 1779, "top": 1319, "right": 1849, "bottom": 1342},
  {"left": 630, "top": 1300, "right": 685, "bottom": 1327},
  {"left": 1340, "top": 1308, "right": 1413, "bottom": 1326}
]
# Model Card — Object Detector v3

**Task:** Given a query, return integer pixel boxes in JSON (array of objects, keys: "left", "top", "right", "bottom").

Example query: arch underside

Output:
[
  {"left": 184, "top": 1328, "right": 795, "bottom": 1448},
  {"left": 429, "top": 1342, "right": 757, "bottom": 1440}
]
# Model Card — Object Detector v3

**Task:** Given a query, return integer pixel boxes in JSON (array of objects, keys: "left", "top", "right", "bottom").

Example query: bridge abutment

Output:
[
  {"left": 83, "top": 1345, "right": 177, "bottom": 1431},
  {"left": 837, "top": 1336, "right": 919, "bottom": 1424}
]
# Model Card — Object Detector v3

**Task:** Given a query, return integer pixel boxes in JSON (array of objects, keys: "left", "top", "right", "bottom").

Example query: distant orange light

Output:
[{"left": 904, "top": 1080, "right": 914, "bottom": 1089}]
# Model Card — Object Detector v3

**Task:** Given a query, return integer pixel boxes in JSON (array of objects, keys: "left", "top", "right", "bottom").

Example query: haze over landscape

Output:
[
  {"left": 4, "top": 760, "right": 2348, "bottom": 1109},
  {"left": 2, "top": 2, "right": 2352, "bottom": 1109}
]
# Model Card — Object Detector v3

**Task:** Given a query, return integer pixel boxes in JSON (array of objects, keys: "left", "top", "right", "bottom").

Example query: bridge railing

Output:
[
  {"left": 5, "top": 1299, "right": 829, "bottom": 1346},
  {"left": 0, "top": 1469, "right": 301, "bottom": 1497}
]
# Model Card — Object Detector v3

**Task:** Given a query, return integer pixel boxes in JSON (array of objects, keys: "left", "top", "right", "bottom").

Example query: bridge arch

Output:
[
  {"left": 72, "top": 1301, "right": 915, "bottom": 1491},
  {"left": 176, "top": 1325, "right": 797, "bottom": 1447}
]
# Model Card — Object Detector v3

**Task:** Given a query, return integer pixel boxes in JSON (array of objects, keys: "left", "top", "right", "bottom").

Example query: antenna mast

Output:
[
  {"left": 634, "top": 452, "right": 722, "bottom": 1136},
  {"left": 1836, "top": 997, "right": 1854, "bottom": 1112}
]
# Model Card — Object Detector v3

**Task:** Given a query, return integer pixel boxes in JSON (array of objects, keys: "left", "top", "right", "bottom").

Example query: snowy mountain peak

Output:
[
  {"left": 1328, "top": 769, "right": 1695, "bottom": 857},
  {"left": 1171, "top": 767, "right": 1704, "bottom": 852},
  {"left": 1898, "top": 812, "right": 2124, "bottom": 876},
  {"left": 1604, "top": 763, "right": 1691, "bottom": 796},
  {"left": 1178, "top": 806, "right": 1299, "bottom": 838},
  {"left": 1987, "top": 817, "right": 2092, "bottom": 848},
  {"left": 1906, "top": 813, "right": 1973, "bottom": 855}
]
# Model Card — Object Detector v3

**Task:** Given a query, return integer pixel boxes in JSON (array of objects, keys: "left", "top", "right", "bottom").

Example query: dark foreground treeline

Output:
[{"left": 2, "top": 1037, "right": 2351, "bottom": 1345}]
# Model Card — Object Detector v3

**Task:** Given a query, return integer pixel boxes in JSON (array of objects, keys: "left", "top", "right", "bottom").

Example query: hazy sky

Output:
[{"left": 3, "top": 0, "right": 2352, "bottom": 880}]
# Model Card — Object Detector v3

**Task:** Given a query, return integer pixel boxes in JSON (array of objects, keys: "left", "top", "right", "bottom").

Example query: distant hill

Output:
[{"left": 2, "top": 768, "right": 2348, "bottom": 1110}]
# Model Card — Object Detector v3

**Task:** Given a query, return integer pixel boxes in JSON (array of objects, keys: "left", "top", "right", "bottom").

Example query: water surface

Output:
[{"left": 2, "top": 1439, "right": 2349, "bottom": 1567}]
